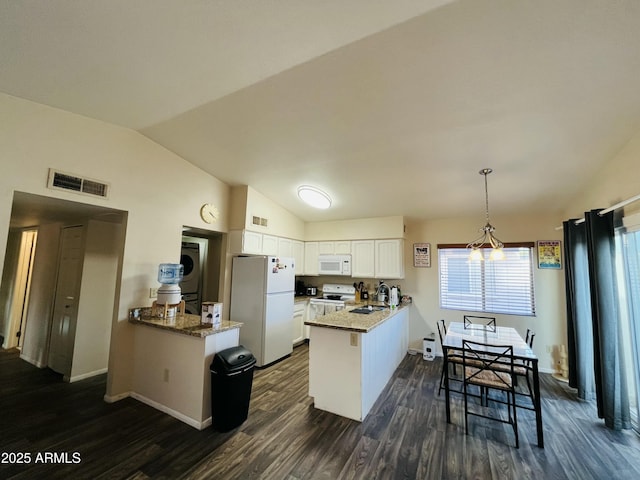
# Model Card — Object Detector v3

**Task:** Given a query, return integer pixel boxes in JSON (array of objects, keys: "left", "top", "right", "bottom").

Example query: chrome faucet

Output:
[{"left": 376, "top": 281, "right": 391, "bottom": 304}]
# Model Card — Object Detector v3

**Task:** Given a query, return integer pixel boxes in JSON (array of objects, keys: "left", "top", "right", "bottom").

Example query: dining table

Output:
[{"left": 442, "top": 321, "right": 544, "bottom": 448}]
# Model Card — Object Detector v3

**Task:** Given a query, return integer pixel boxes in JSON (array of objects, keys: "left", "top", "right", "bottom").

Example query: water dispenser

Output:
[{"left": 156, "top": 263, "right": 184, "bottom": 317}]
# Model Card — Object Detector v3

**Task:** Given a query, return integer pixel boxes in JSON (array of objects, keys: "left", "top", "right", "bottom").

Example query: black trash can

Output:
[{"left": 210, "top": 345, "right": 256, "bottom": 432}]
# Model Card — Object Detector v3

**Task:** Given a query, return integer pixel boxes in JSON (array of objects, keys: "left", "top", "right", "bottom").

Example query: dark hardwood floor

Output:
[{"left": 2, "top": 343, "right": 640, "bottom": 479}]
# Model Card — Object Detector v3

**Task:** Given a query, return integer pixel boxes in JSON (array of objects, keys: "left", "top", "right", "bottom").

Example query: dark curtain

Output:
[
  {"left": 562, "top": 219, "right": 595, "bottom": 400},
  {"left": 584, "top": 210, "right": 631, "bottom": 430}
]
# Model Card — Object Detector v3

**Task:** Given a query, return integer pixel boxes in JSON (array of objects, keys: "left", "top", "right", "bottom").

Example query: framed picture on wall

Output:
[
  {"left": 413, "top": 243, "right": 431, "bottom": 267},
  {"left": 537, "top": 240, "right": 562, "bottom": 269}
]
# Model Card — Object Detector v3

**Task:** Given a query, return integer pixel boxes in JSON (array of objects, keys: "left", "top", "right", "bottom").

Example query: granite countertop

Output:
[
  {"left": 128, "top": 307, "right": 242, "bottom": 338},
  {"left": 304, "top": 304, "right": 407, "bottom": 333}
]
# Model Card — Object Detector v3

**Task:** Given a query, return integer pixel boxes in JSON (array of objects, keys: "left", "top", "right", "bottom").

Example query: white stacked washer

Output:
[{"left": 180, "top": 241, "right": 201, "bottom": 314}]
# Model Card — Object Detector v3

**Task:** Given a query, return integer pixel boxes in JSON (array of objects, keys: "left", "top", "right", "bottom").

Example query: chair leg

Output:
[
  {"left": 512, "top": 389, "right": 519, "bottom": 449},
  {"left": 464, "top": 382, "right": 469, "bottom": 435},
  {"left": 525, "top": 372, "right": 534, "bottom": 404},
  {"left": 438, "top": 361, "right": 445, "bottom": 396}
]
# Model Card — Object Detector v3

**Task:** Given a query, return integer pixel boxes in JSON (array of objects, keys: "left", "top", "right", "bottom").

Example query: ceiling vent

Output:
[{"left": 47, "top": 169, "right": 110, "bottom": 199}]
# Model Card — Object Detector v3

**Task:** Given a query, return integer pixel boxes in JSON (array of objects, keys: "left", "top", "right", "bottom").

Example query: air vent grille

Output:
[
  {"left": 252, "top": 215, "right": 268, "bottom": 227},
  {"left": 47, "top": 169, "right": 110, "bottom": 198}
]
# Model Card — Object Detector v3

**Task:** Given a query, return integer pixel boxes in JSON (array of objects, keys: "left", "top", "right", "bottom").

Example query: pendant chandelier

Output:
[{"left": 467, "top": 168, "right": 504, "bottom": 260}]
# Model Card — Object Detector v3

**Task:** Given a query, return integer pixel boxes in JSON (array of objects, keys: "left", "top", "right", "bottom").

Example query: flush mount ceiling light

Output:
[
  {"left": 467, "top": 168, "right": 504, "bottom": 260},
  {"left": 297, "top": 185, "right": 332, "bottom": 209}
]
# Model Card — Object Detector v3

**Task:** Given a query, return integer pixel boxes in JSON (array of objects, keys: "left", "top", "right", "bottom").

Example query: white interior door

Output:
[{"left": 48, "top": 226, "right": 84, "bottom": 377}]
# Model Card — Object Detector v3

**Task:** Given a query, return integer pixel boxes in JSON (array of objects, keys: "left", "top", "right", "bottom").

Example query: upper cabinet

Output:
[
  {"left": 229, "top": 230, "right": 263, "bottom": 255},
  {"left": 351, "top": 239, "right": 404, "bottom": 279},
  {"left": 351, "top": 240, "right": 375, "bottom": 278},
  {"left": 277, "top": 237, "right": 293, "bottom": 257},
  {"left": 262, "top": 234, "right": 278, "bottom": 255},
  {"left": 304, "top": 242, "right": 319, "bottom": 275},
  {"left": 375, "top": 239, "right": 404, "bottom": 279},
  {"left": 318, "top": 241, "right": 351, "bottom": 255},
  {"left": 292, "top": 240, "right": 304, "bottom": 275}
]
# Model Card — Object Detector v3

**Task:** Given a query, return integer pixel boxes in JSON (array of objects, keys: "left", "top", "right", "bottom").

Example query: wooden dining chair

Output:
[
  {"left": 463, "top": 315, "right": 496, "bottom": 332},
  {"left": 462, "top": 339, "right": 519, "bottom": 448}
]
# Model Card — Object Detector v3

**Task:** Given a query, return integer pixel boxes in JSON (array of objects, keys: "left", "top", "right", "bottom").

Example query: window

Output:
[{"left": 438, "top": 243, "right": 536, "bottom": 316}]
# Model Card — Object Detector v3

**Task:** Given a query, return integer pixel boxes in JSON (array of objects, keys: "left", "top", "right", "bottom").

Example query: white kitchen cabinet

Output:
[
  {"left": 351, "top": 240, "right": 375, "bottom": 278},
  {"left": 293, "top": 301, "right": 306, "bottom": 345},
  {"left": 292, "top": 240, "right": 304, "bottom": 274},
  {"left": 335, "top": 241, "right": 351, "bottom": 254},
  {"left": 308, "top": 307, "right": 408, "bottom": 421},
  {"left": 318, "top": 241, "right": 351, "bottom": 255},
  {"left": 262, "top": 234, "right": 278, "bottom": 255},
  {"left": 318, "top": 242, "right": 334, "bottom": 255},
  {"left": 278, "top": 237, "right": 293, "bottom": 258},
  {"left": 229, "top": 230, "right": 263, "bottom": 255},
  {"left": 375, "top": 239, "right": 404, "bottom": 279},
  {"left": 304, "top": 242, "right": 319, "bottom": 275}
]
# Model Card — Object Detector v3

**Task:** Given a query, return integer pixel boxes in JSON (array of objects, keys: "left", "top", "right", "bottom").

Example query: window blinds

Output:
[{"left": 438, "top": 245, "right": 536, "bottom": 316}]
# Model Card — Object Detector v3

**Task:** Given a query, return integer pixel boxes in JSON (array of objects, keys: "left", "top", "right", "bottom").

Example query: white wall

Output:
[
  {"left": 563, "top": 128, "right": 640, "bottom": 219},
  {"left": 245, "top": 185, "right": 306, "bottom": 240},
  {"left": 305, "top": 215, "right": 404, "bottom": 241},
  {"left": 0, "top": 93, "right": 230, "bottom": 399},
  {"left": 71, "top": 219, "right": 124, "bottom": 382},
  {"left": 402, "top": 213, "right": 566, "bottom": 373}
]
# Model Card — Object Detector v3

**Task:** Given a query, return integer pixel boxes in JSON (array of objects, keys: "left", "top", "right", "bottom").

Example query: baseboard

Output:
[
  {"left": 103, "top": 391, "right": 131, "bottom": 403},
  {"left": 129, "top": 392, "right": 209, "bottom": 430},
  {"left": 69, "top": 368, "right": 108, "bottom": 383}
]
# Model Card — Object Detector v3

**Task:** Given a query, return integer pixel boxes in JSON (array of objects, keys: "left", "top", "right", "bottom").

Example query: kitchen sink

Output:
[{"left": 350, "top": 306, "right": 386, "bottom": 314}]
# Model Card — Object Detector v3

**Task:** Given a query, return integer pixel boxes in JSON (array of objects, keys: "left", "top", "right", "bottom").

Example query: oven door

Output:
[{"left": 309, "top": 301, "right": 326, "bottom": 318}]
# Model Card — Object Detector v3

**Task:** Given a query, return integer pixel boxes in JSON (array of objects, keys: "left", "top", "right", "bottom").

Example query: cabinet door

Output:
[
  {"left": 292, "top": 240, "right": 304, "bottom": 275},
  {"left": 293, "top": 302, "right": 306, "bottom": 345},
  {"left": 318, "top": 242, "right": 335, "bottom": 255},
  {"left": 351, "top": 240, "right": 375, "bottom": 278},
  {"left": 375, "top": 239, "right": 404, "bottom": 279},
  {"left": 278, "top": 237, "right": 293, "bottom": 258},
  {"left": 304, "top": 242, "right": 319, "bottom": 275},
  {"left": 262, "top": 234, "right": 278, "bottom": 255},
  {"left": 334, "top": 241, "right": 351, "bottom": 255},
  {"left": 243, "top": 231, "right": 262, "bottom": 254}
]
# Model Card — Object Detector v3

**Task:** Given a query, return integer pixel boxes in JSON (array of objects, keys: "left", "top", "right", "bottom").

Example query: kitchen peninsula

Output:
[
  {"left": 305, "top": 305, "right": 409, "bottom": 421},
  {"left": 128, "top": 308, "right": 242, "bottom": 429}
]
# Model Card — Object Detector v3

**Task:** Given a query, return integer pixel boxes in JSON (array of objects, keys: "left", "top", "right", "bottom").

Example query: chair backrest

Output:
[
  {"left": 437, "top": 319, "right": 445, "bottom": 345},
  {"left": 525, "top": 328, "right": 531, "bottom": 344},
  {"left": 528, "top": 331, "right": 535, "bottom": 349},
  {"left": 463, "top": 315, "right": 496, "bottom": 332},
  {"left": 462, "top": 339, "right": 514, "bottom": 388}
]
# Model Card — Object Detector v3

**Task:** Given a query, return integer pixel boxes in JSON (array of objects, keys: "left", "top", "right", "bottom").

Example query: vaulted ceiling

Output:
[{"left": 2, "top": 0, "right": 640, "bottom": 222}]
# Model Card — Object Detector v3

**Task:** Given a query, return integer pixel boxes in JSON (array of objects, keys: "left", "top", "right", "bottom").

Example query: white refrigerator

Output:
[{"left": 230, "top": 256, "right": 295, "bottom": 367}]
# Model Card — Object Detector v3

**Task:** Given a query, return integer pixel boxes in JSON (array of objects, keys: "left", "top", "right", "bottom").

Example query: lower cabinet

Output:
[{"left": 293, "top": 301, "right": 307, "bottom": 345}]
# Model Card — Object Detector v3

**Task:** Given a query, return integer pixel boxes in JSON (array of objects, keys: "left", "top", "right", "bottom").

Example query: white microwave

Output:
[{"left": 318, "top": 254, "right": 352, "bottom": 276}]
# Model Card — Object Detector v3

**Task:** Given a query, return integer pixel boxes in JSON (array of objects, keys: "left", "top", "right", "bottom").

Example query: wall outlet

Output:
[
  {"left": 150, "top": 287, "right": 158, "bottom": 298},
  {"left": 163, "top": 368, "right": 169, "bottom": 382}
]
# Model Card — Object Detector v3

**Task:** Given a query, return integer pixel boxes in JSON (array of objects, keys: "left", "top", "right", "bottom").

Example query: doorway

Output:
[
  {"left": 1, "top": 229, "right": 37, "bottom": 350},
  {"left": 0, "top": 191, "right": 127, "bottom": 382}
]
